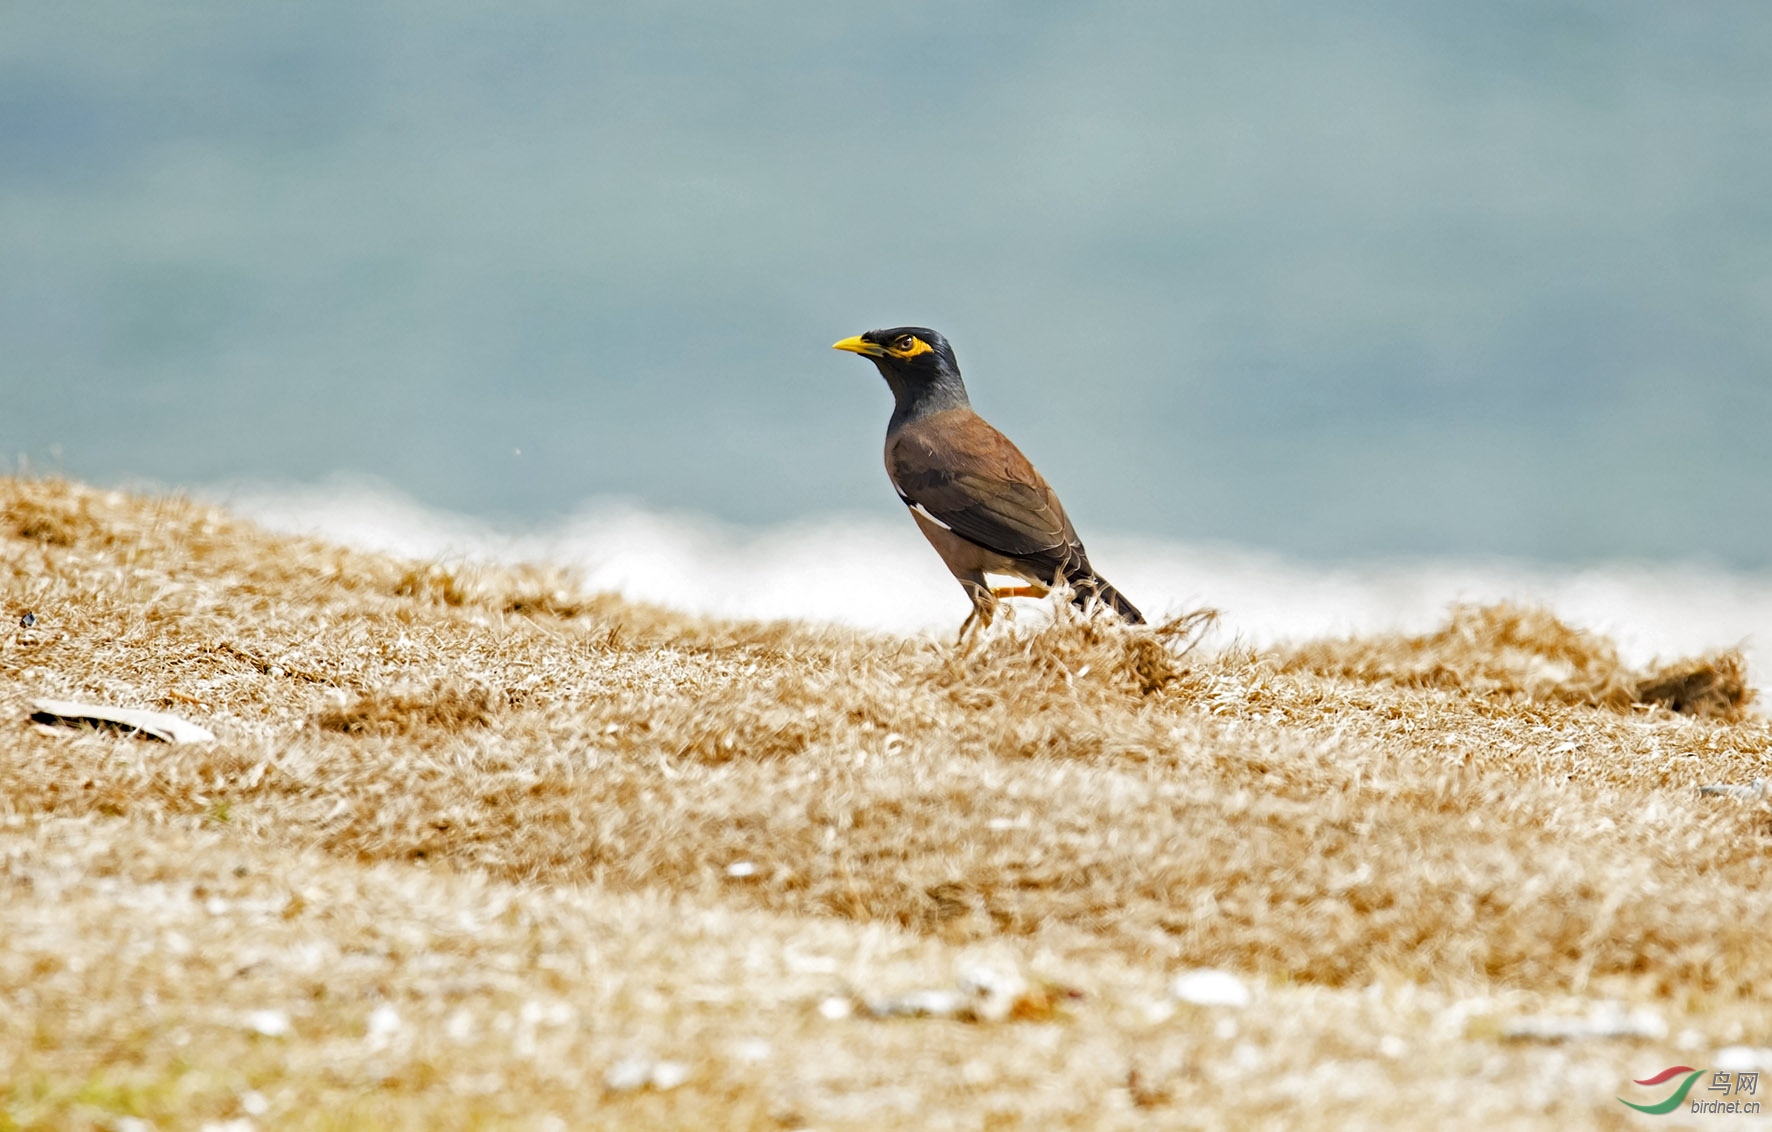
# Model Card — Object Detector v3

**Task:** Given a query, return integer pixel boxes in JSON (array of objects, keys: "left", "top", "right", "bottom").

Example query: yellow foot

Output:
[{"left": 989, "top": 585, "right": 1046, "bottom": 599}]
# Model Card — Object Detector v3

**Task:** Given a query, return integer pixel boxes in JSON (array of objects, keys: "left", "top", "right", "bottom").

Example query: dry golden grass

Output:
[
  {"left": 1284, "top": 602, "right": 1754, "bottom": 720},
  {"left": 2, "top": 476, "right": 1770, "bottom": 1130}
]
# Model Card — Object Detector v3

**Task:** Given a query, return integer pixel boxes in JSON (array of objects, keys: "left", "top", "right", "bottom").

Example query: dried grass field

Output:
[{"left": 3, "top": 476, "right": 1770, "bottom": 1130}]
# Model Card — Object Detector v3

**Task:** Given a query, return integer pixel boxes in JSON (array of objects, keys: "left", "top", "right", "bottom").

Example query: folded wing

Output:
[{"left": 887, "top": 408, "right": 1084, "bottom": 568}]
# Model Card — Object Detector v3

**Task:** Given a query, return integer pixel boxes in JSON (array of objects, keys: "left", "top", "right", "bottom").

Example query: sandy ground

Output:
[{"left": 3, "top": 477, "right": 1770, "bottom": 1131}]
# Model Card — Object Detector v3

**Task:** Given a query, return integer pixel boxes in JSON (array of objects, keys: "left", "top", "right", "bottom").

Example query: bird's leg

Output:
[{"left": 956, "top": 581, "right": 996, "bottom": 647}]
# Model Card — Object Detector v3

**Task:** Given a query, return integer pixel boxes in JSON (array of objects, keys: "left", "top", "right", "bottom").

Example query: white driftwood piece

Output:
[{"left": 29, "top": 698, "right": 217, "bottom": 744}]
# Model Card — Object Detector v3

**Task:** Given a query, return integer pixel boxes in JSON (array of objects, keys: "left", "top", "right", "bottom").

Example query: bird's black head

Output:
[
  {"left": 831, "top": 326, "right": 961, "bottom": 378},
  {"left": 832, "top": 326, "right": 971, "bottom": 427}
]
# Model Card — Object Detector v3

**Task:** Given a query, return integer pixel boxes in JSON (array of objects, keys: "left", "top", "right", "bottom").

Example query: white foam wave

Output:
[{"left": 222, "top": 478, "right": 1772, "bottom": 680}]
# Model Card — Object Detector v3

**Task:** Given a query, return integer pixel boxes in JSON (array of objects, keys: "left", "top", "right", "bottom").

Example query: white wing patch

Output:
[
  {"left": 907, "top": 500, "right": 952, "bottom": 531},
  {"left": 891, "top": 474, "right": 954, "bottom": 531}
]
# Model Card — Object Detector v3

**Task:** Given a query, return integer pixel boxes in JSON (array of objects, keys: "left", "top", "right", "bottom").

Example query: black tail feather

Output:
[{"left": 1068, "top": 573, "right": 1145, "bottom": 624}]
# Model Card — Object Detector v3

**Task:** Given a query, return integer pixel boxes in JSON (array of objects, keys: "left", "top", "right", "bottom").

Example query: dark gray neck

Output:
[{"left": 883, "top": 368, "right": 971, "bottom": 432}]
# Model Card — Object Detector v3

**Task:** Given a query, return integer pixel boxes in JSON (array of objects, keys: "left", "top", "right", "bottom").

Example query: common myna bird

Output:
[{"left": 833, "top": 326, "right": 1144, "bottom": 637}]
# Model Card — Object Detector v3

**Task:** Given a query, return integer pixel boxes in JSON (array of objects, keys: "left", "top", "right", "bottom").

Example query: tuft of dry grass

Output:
[
  {"left": 1634, "top": 652, "right": 1754, "bottom": 720},
  {"left": 1282, "top": 601, "right": 1755, "bottom": 720},
  {"left": 2, "top": 476, "right": 1771, "bottom": 1130},
  {"left": 313, "top": 683, "right": 513, "bottom": 738},
  {"left": 2, "top": 489, "right": 109, "bottom": 548}
]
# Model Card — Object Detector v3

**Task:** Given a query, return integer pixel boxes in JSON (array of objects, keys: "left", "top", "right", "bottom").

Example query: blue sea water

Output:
[{"left": 4, "top": 2, "right": 1770, "bottom": 565}]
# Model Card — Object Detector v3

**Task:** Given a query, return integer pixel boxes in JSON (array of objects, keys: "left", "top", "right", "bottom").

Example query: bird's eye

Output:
[{"left": 894, "top": 336, "right": 916, "bottom": 352}]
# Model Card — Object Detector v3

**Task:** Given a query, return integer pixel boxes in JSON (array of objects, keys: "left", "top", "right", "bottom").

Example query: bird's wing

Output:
[{"left": 886, "top": 409, "right": 1080, "bottom": 561}]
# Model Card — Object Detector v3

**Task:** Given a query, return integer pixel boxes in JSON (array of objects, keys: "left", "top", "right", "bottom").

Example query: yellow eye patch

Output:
[{"left": 886, "top": 336, "right": 933, "bottom": 359}]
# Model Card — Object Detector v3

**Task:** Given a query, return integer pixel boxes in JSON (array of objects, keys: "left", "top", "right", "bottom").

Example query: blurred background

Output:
[{"left": 4, "top": 2, "right": 1771, "bottom": 651}]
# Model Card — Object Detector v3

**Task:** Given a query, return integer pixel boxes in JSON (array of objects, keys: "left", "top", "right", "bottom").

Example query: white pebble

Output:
[
  {"left": 240, "top": 1091, "right": 269, "bottom": 1116},
  {"left": 446, "top": 1009, "right": 475, "bottom": 1042},
  {"left": 604, "top": 1056, "right": 653, "bottom": 1092},
  {"left": 1171, "top": 969, "right": 1252, "bottom": 1008},
  {"left": 1716, "top": 1046, "right": 1772, "bottom": 1071},
  {"left": 648, "top": 1060, "right": 691, "bottom": 1090},
  {"left": 730, "top": 1038, "right": 772, "bottom": 1062},
  {"left": 244, "top": 1009, "right": 291, "bottom": 1038},
  {"left": 1503, "top": 1003, "right": 1665, "bottom": 1043},
  {"left": 368, "top": 1004, "right": 403, "bottom": 1039},
  {"left": 604, "top": 1055, "right": 691, "bottom": 1092},
  {"left": 725, "top": 861, "right": 758, "bottom": 878},
  {"left": 817, "top": 996, "right": 854, "bottom": 1020}
]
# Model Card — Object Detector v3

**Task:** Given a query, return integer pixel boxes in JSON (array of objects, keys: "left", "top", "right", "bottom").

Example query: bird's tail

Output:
[{"left": 1067, "top": 572, "right": 1145, "bottom": 625}]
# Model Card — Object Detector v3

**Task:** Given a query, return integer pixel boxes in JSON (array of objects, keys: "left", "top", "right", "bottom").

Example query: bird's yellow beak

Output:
[{"left": 832, "top": 335, "right": 885, "bottom": 358}]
